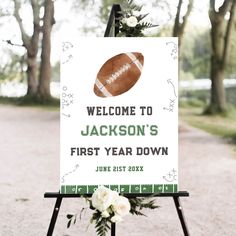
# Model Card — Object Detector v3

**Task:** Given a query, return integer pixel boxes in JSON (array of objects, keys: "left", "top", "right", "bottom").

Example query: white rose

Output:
[
  {"left": 132, "top": 10, "right": 140, "bottom": 17},
  {"left": 101, "top": 210, "right": 110, "bottom": 218},
  {"left": 111, "top": 214, "right": 123, "bottom": 223},
  {"left": 112, "top": 196, "right": 131, "bottom": 217},
  {"left": 126, "top": 16, "right": 138, "bottom": 27},
  {"left": 110, "top": 190, "right": 119, "bottom": 203},
  {"left": 121, "top": 17, "right": 127, "bottom": 24},
  {"left": 92, "top": 186, "right": 117, "bottom": 212}
]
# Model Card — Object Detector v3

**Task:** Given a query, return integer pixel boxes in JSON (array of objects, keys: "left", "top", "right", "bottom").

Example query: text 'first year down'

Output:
[{"left": 70, "top": 147, "right": 168, "bottom": 156}]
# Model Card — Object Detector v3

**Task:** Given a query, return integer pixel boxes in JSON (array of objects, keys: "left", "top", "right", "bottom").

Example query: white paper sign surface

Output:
[{"left": 60, "top": 37, "right": 178, "bottom": 194}]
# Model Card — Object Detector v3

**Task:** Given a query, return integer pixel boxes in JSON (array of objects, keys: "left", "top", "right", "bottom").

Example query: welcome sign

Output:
[{"left": 60, "top": 37, "right": 178, "bottom": 194}]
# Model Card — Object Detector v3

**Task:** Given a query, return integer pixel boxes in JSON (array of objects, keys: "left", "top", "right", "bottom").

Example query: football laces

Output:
[{"left": 106, "top": 63, "right": 131, "bottom": 85}]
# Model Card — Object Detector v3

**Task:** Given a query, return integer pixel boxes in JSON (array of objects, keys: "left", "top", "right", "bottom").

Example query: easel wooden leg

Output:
[
  {"left": 47, "top": 196, "right": 63, "bottom": 236},
  {"left": 173, "top": 196, "right": 190, "bottom": 236},
  {"left": 111, "top": 223, "right": 116, "bottom": 236}
]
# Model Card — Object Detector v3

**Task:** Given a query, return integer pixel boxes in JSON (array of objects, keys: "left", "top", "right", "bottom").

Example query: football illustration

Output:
[{"left": 94, "top": 52, "right": 144, "bottom": 97}]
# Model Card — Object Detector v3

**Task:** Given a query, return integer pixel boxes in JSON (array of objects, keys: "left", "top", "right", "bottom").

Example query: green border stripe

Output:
[
  {"left": 60, "top": 184, "right": 178, "bottom": 194},
  {"left": 120, "top": 185, "right": 129, "bottom": 193}
]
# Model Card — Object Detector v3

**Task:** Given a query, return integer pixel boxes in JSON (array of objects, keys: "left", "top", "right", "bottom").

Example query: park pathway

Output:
[{"left": 0, "top": 105, "right": 236, "bottom": 236}]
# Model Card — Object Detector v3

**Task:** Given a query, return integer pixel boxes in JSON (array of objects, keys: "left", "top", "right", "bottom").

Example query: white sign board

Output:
[{"left": 60, "top": 37, "right": 178, "bottom": 194}]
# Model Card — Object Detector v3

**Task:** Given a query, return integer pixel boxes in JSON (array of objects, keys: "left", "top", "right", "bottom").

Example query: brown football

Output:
[{"left": 94, "top": 52, "right": 144, "bottom": 97}]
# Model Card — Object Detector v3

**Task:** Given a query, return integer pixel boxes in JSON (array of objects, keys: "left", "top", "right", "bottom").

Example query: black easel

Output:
[
  {"left": 44, "top": 191, "right": 190, "bottom": 236},
  {"left": 104, "top": 4, "right": 121, "bottom": 37},
  {"left": 45, "top": 3, "right": 190, "bottom": 236}
]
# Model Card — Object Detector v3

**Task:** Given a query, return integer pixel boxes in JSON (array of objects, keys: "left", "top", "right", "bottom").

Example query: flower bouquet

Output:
[
  {"left": 117, "top": 0, "right": 158, "bottom": 37},
  {"left": 67, "top": 186, "right": 158, "bottom": 236}
]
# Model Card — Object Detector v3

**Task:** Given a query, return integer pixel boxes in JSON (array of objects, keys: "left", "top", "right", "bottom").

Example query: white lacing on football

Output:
[
  {"left": 106, "top": 63, "right": 131, "bottom": 85},
  {"left": 95, "top": 79, "right": 112, "bottom": 97},
  {"left": 125, "top": 52, "right": 143, "bottom": 72}
]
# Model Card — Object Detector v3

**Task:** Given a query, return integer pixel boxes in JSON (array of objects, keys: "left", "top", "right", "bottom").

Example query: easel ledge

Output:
[
  {"left": 44, "top": 191, "right": 190, "bottom": 236},
  {"left": 44, "top": 191, "right": 189, "bottom": 198}
]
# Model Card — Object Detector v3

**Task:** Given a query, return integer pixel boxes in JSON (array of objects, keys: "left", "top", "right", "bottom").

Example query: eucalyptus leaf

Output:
[
  {"left": 66, "top": 214, "right": 73, "bottom": 219},
  {"left": 67, "top": 219, "right": 72, "bottom": 229}
]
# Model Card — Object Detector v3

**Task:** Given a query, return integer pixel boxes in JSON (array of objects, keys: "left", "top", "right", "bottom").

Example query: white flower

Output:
[
  {"left": 101, "top": 210, "right": 110, "bottom": 218},
  {"left": 112, "top": 196, "right": 131, "bottom": 217},
  {"left": 126, "top": 16, "right": 138, "bottom": 27},
  {"left": 111, "top": 214, "right": 123, "bottom": 223},
  {"left": 121, "top": 17, "right": 127, "bottom": 24},
  {"left": 132, "top": 10, "right": 140, "bottom": 17},
  {"left": 92, "top": 186, "right": 117, "bottom": 212}
]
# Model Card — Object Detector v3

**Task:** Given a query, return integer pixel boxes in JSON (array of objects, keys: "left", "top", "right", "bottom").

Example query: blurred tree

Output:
[
  {"left": 100, "top": 0, "right": 123, "bottom": 24},
  {"left": 180, "top": 25, "right": 236, "bottom": 79},
  {"left": 207, "top": 0, "right": 236, "bottom": 114},
  {"left": 0, "top": 51, "right": 23, "bottom": 81},
  {"left": 226, "top": 28, "right": 236, "bottom": 77},
  {"left": 11, "top": 0, "right": 55, "bottom": 101},
  {"left": 173, "top": 0, "right": 194, "bottom": 50},
  {"left": 38, "top": 0, "right": 55, "bottom": 100},
  {"left": 51, "top": 61, "right": 60, "bottom": 82},
  {"left": 181, "top": 27, "right": 211, "bottom": 78},
  {"left": 192, "top": 29, "right": 211, "bottom": 78},
  {"left": 13, "top": 0, "right": 41, "bottom": 96}
]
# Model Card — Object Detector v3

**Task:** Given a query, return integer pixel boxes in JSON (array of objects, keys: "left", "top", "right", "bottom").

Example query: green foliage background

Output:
[{"left": 0, "top": 0, "right": 236, "bottom": 85}]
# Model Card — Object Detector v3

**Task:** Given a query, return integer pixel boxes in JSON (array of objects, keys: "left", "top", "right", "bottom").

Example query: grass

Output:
[
  {"left": 0, "top": 96, "right": 60, "bottom": 111},
  {"left": 179, "top": 106, "right": 236, "bottom": 145}
]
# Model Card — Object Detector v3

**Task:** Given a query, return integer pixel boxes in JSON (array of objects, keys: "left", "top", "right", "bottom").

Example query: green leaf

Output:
[
  {"left": 67, "top": 219, "right": 72, "bottom": 228},
  {"left": 66, "top": 214, "right": 78, "bottom": 229},
  {"left": 94, "top": 217, "right": 110, "bottom": 236},
  {"left": 66, "top": 214, "right": 73, "bottom": 219},
  {"left": 129, "top": 197, "right": 159, "bottom": 216},
  {"left": 138, "top": 13, "right": 149, "bottom": 21}
]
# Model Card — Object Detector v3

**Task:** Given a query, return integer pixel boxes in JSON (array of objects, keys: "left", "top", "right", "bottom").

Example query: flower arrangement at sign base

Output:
[
  {"left": 117, "top": 0, "right": 158, "bottom": 37},
  {"left": 67, "top": 186, "right": 159, "bottom": 236}
]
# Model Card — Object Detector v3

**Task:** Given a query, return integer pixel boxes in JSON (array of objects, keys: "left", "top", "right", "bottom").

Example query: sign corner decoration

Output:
[{"left": 60, "top": 37, "right": 178, "bottom": 194}]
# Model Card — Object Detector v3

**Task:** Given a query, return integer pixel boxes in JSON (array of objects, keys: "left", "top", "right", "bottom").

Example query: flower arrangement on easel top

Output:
[
  {"left": 67, "top": 186, "right": 158, "bottom": 236},
  {"left": 117, "top": 0, "right": 158, "bottom": 37}
]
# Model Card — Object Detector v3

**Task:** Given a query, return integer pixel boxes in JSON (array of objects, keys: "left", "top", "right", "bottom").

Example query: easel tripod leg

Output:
[
  {"left": 47, "top": 196, "right": 63, "bottom": 236},
  {"left": 173, "top": 196, "right": 190, "bottom": 236},
  {"left": 111, "top": 223, "right": 116, "bottom": 236}
]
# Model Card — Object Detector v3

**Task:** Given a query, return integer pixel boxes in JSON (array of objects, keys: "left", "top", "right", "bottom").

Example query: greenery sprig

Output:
[
  {"left": 129, "top": 197, "right": 159, "bottom": 216},
  {"left": 92, "top": 210, "right": 111, "bottom": 236}
]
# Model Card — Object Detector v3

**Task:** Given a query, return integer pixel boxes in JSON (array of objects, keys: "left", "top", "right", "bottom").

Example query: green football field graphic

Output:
[{"left": 60, "top": 184, "right": 178, "bottom": 194}]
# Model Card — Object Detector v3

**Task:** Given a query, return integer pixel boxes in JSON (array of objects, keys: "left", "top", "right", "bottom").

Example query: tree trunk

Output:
[
  {"left": 173, "top": 0, "right": 193, "bottom": 78},
  {"left": 207, "top": 0, "right": 236, "bottom": 114},
  {"left": 26, "top": 53, "right": 38, "bottom": 95},
  {"left": 13, "top": 0, "right": 40, "bottom": 97},
  {"left": 173, "top": 0, "right": 193, "bottom": 51},
  {"left": 38, "top": 0, "right": 55, "bottom": 99},
  {"left": 208, "top": 17, "right": 226, "bottom": 113},
  {"left": 209, "top": 56, "right": 226, "bottom": 113}
]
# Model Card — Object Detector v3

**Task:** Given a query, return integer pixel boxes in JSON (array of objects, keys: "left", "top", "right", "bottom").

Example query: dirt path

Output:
[{"left": 0, "top": 105, "right": 236, "bottom": 236}]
